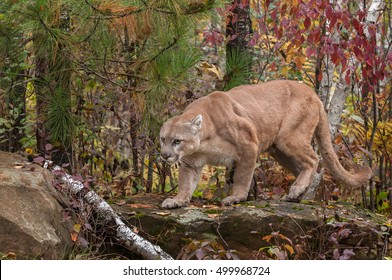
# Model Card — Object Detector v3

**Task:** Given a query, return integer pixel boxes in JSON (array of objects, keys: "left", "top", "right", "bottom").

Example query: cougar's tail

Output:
[{"left": 315, "top": 106, "right": 372, "bottom": 187}]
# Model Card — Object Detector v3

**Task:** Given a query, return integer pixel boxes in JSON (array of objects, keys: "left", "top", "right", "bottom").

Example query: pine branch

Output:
[{"left": 147, "top": 37, "right": 178, "bottom": 62}]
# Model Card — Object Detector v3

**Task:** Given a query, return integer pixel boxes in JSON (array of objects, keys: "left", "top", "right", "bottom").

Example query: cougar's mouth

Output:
[{"left": 160, "top": 154, "right": 179, "bottom": 165}]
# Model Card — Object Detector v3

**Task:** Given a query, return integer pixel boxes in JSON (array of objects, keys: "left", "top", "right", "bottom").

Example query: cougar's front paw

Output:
[
  {"left": 161, "top": 198, "right": 188, "bottom": 209},
  {"left": 221, "top": 195, "right": 246, "bottom": 206}
]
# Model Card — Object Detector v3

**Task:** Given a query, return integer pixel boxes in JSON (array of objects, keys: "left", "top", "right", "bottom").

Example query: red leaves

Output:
[
  {"left": 307, "top": 26, "right": 321, "bottom": 44},
  {"left": 304, "top": 17, "right": 311, "bottom": 29},
  {"left": 317, "top": 71, "right": 323, "bottom": 82},
  {"left": 326, "top": 7, "right": 338, "bottom": 31},
  {"left": 305, "top": 47, "right": 317, "bottom": 57},
  {"left": 243, "top": 0, "right": 388, "bottom": 90},
  {"left": 325, "top": 5, "right": 335, "bottom": 26},
  {"left": 353, "top": 46, "right": 363, "bottom": 60},
  {"left": 367, "top": 23, "right": 377, "bottom": 38},
  {"left": 203, "top": 29, "right": 224, "bottom": 46},
  {"left": 364, "top": 54, "right": 373, "bottom": 67},
  {"left": 331, "top": 49, "right": 340, "bottom": 65},
  {"left": 265, "top": 0, "right": 271, "bottom": 9},
  {"left": 387, "top": 51, "right": 392, "bottom": 62},
  {"left": 344, "top": 70, "right": 351, "bottom": 85},
  {"left": 352, "top": 18, "right": 363, "bottom": 35}
]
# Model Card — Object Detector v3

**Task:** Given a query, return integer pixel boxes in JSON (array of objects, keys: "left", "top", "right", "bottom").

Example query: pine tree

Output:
[{"left": 0, "top": 0, "right": 223, "bottom": 179}]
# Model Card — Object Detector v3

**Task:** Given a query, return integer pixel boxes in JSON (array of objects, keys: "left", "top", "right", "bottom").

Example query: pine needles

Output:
[
  {"left": 224, "top": 49, "right": 253, "bottom": 91},
  {"left": 46, "top": 89, "right": 76, "bottom": 148}
]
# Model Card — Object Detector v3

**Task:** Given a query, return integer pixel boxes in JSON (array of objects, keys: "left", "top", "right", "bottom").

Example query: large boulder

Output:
[
  {"left": 0, "top": 151, "right": 72, "bottom": 259},
  {"left": 112, "top": 194, "right": 391, "bottom": 260}
]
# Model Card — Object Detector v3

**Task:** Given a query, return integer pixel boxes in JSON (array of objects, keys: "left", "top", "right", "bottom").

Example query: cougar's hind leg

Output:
[
  {"left": 268, "top": 145, "right": 301, "bottom": 177},
  {"left": 272, "top": 101, "right": 320, "bottom": 202},
  {"left": 276, "top": 141, "right": 319, "bottom": 202}
]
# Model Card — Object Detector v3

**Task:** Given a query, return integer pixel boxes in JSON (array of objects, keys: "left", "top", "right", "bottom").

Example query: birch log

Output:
[{"left": 52, "top": 165, "right": 173, "bottom": 260}]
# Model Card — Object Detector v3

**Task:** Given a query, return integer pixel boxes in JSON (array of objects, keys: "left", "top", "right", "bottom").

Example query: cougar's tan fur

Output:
[{"left": 159, "top": 80, "right": 372, "bottom": 209}]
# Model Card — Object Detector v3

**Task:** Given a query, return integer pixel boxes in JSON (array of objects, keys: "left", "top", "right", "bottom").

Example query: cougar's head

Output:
[{"left": 159, "top": 115, "right": 202, "bottom": 165}]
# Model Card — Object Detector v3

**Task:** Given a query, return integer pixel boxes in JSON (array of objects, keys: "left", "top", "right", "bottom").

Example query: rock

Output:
[
  {"left": 112, "top": 194, "right": 391, "bottom": 260},
  {"left": 0, "top": 151, "right": 72, "bottom": 259}
]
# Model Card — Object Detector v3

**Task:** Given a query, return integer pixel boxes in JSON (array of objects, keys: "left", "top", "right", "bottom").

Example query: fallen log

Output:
[{"left": 51, "top": 165, "right": 173, "bottom": 260}]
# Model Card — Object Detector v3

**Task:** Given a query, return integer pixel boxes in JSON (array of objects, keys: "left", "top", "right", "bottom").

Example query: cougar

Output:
[{"left": 159, "top": 80, "right": 372, "bottom": 208}]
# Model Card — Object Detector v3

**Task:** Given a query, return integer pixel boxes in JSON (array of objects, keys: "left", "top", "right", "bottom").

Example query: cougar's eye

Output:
[
  {"left": 160, "top": 137, "right": 165, "bottom": 142},
  {"left": 173, "top": 139, "right": 182, "bottom": 145}
]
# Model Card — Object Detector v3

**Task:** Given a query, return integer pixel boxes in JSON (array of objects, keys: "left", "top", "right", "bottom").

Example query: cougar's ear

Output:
[{"left": 190, "top": 115, "right": 202, "bottom": 133}]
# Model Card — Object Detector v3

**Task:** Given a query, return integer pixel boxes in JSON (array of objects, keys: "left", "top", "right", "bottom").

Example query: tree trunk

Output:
[
  {"left": 319, "top": 0, "right": 351, "bottom": 139},
  {"left": 51, "top": 164, "right": 173, "bottom": 260},
  {"left": 146, "top": 151, "right": 154, "bottom": 193},
  {"left": 326, "top": 76, "right": 351, "bottom": 138},
  {"left": 226, "top": 0, "right": 251, "bottom": 54},
  {"left": 224, "top": 0, "right": 252, "bottom": 89},
  {"left": 34, "top": 56, "right": 49, "bottom": 155}
]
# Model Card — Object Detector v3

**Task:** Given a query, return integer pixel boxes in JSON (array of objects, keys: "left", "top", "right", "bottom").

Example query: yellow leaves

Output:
[
  {"left": 277, "top": 43, "right": 315, "bottom": 82},
  {"left": 344, "top": 115, "right": 392, "bottom": 157},
  {"left": 261, "top": 231, "right": 295, "bottom": 259},
  {"left": 199, "top": 61, "right": 223, "bottom": 80},
  {"left": 263, "top": 231, "right": 293, "bottom": 246},
  {"left": 1, "top": 252, "right": 17, "bottom": 260},
  {"left": 369, "top": 121, "right": 392, "bottom": 155},
  {"left": 288, "top": 0, "right": 300, "bottom": 8},
  {"left": 73, "top": 223, "right": 82, "bottom": 233},
  {"left": 284, "top": 44, "right": 307, "bottom": 70},
  {"left": 70, "top": 223, "right": 82, "bottom": 242},
  {"left": 283, "top": 244, "right": 295, "bottom": 255},
  {"left": 262, "top": 234, "right": 273, "bottom": 243},
  {"left": 280, "top": 66, "right": 289, "bottom": 77}
]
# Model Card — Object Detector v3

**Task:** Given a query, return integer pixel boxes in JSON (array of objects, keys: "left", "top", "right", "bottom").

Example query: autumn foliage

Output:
[{"left": 0, "top": 0, "right": 391, "bottom": 213}]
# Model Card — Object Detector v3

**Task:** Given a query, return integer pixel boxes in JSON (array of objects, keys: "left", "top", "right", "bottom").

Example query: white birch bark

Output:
[
  {"left": 366, "top": 0, "right": 383, "bottom": 24},
  {"left": 320, "top": 0, "right": 351, "bottom": 139},
  {"left": 321, "top": 0, "right": 384, "bottom": 139},
  {"left": 307, "top": 0, "right": 355, "bottom": 199},
  {"left": 52, "top": 165, "right": 173, "bottom": 260}
]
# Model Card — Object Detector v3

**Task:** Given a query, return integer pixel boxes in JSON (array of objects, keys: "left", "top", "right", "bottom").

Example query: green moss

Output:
[
  {"left": 134, "top": 212, "right": 145, "bottom": 219},
  {"left": 291, "top": 205, "right": 305, "bottom": 211},
  {"left": 300, "top": 199, "right": 317, "bottom": 205},
  {"left": 204, "top": 209, "right": 224, "bottom": 215},
  {"left": 106, "top": 199, "right": 114, "bottom": 204}
]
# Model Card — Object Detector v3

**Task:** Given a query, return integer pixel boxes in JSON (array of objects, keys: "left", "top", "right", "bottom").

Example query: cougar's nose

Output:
[{"left": 161, "top": 152, "right": 171, "bottom": 160}]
